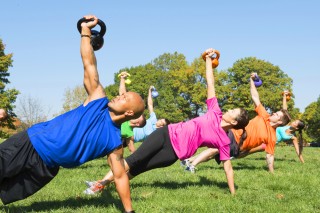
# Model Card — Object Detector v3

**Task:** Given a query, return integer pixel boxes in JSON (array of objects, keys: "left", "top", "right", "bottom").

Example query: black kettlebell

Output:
[{"left": 77, "top": 18, "right": 107, "bottom": 51}]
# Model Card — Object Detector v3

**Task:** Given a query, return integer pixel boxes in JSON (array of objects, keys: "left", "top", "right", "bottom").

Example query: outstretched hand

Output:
[
  {"left": 204, "top": 48, "right": 216, "bottom": 59},
  {"left": 118, "top": 71, "right": 131, "bottom": 79},
  {"left": 81, "top": 15, "right": 98, "bottom": 29},
  {"left": 250, "top": 73, "right": 257, "bottom": 80}
]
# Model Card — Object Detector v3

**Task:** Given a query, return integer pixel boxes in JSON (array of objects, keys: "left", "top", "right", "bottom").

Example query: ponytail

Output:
[{"left": 238, "top": 128, "right": 247, "bottom": 150}]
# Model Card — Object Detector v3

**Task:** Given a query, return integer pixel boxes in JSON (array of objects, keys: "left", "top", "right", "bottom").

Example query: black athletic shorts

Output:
[{"left": 0, "top": 131, "right": 59, "bottom": 205}]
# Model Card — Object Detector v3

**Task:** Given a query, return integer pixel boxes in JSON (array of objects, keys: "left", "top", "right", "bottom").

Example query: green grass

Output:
[{"left": 1, "top": 146, "right": 320, "bottom": 213}]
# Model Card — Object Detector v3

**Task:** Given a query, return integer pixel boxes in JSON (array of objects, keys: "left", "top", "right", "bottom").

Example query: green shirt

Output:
[{"left": 121, "top": 121, "right": 134, "bottom": 138}]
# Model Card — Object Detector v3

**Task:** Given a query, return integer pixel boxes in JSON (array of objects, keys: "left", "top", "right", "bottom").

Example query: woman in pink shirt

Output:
[{"left": 85, "top": 48, "right": 249, "bottom": 195}]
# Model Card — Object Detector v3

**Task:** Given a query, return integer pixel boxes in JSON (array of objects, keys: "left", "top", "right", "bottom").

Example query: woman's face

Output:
[
  {"left": 223, "top": 108, "right": 241, "bottom": 125},
  {"left": 291, "top": 120, "right": 301, "bottom": 130}
]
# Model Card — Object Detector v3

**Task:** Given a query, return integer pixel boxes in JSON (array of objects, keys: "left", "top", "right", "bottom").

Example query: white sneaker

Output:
[
  {"left": 85, "top": 180, "right": 97, "bottom": 188},
  {"left": 185, "top": 165, "right": 196, "bottom": 173},
  {"left": 180, "top": 159, "right": 190, "bottom": 167},
  {"left": 83, "top": 180, "right": 105, "bottom": 195}
]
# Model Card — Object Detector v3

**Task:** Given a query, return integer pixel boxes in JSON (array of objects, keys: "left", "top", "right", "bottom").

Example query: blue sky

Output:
[{"left": 1, "top": 1, "right": 319, "bottom": 117}]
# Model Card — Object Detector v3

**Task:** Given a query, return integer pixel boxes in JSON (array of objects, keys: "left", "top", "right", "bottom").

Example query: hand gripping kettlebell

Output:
[
  {"left": 118, "top": 73, "right": 131, "bottom": 84},
  {"left": 281, "top": 91, "right": 291, "bottom": 101},
  {"left": 151, "top": 86, "right": 159, "bottom": 98},
  {"left": 253, "top": 73, "right": 263, "bottom": 87},
  {"left": 77, "top": 18, "right": 107, "bottom": 51},
  {"left": 202, "top": 49, "right": 220, "bottom": 68}
]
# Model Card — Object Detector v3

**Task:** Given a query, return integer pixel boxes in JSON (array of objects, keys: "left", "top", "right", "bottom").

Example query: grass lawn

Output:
[{"left": 1, "top": 145, "right": 320, "bottom": 213}]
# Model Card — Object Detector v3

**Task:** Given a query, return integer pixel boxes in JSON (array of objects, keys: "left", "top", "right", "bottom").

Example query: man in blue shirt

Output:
[{"left": 0, "top": 15, "right": 144, "bottom": 213}]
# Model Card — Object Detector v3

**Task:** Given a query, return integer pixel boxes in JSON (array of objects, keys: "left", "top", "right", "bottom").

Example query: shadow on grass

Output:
[
  {"left": 248, "top": 157, "right": 296, "bottom": 162},
  {"left": 0, "top": 189, "right": 122, "bottom": 213},
  {"left": 131, "top": 175, "right": 230, "bottom": 191}
]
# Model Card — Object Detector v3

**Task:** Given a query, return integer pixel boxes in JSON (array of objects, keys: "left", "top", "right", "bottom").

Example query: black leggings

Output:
[{"left": 126, "top": 126, "right": 178, "bottom": 176}]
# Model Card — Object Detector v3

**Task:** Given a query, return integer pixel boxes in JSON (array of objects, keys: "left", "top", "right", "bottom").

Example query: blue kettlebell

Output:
[
  {"left": 151, "top": 87, "right": 159, "bottom": 98},
  {"left": 253, "top": 74, "right": 263, "bottom": 87}
]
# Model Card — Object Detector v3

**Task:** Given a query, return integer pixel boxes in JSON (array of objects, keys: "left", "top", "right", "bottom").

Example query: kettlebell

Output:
[
  {"left": 253, "top": 73, "right": 263, "bottom": 87},
  {"left": 151, "top": 87, "right": 159, "bottom": 98},
  {"left": 118, "top": 73, "right": 131, "bottom": 84},
  {"left": 281, "top": 91, "right": 291, "bottom": 101},
  {"left": 77, "top": 18, "right": 107, "bottom": 51},
  {"left": 202, "top": 50, "right": 220, "bottom": 68}
]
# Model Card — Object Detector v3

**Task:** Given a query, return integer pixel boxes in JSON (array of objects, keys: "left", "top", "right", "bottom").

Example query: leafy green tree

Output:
[
  {"left": 218, "top": 57, "right": 293, "bottom": 118},
  {"left": 105, "top": 52, "right": 194, "bottom": 123},
  {"left": 104, "top": 54, "right": 300, "bottom": 124},
  {"left": 0, "top": 39, "right": 19, "bottom": 138},
  {"left": 302, "top": 96, "right": 320, "bottom": 142}
]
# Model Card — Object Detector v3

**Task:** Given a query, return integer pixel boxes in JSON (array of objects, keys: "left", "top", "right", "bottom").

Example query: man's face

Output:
[
  {"left": 108, "top": 92, "right": 132, "bottom": 114},
  {"left": 130, "top": 116, "right": 145, "bottom": 127},
  {"left": 269, "top": 111, "right": 284, "bottom": 124}
]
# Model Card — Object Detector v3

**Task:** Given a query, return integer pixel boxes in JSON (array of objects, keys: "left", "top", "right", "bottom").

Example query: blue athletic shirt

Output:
[
  {"left": 27, "top": 97, "right": 121, "bottom": 168},
  {"left": 133, "top": 112, "right": 157, "bottom": 142},
  {"left": 276, "top": 126, "right": 293, "bottom": 143}
]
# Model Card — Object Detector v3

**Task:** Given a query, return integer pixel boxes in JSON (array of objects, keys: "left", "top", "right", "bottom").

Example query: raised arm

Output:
[
  {"left": 148, "top": 86, "right": 154, "bottom": 114},
  {"left": 118, "top": 71, "right": 130, "bottom": 95},
  {"left": 282, "top": 91, "right": 288, "bottom": 110},
  {"left": 80, "top": 15, "right": 105, "bottom": 105},
  {"left": 204, "top": 48, "right": 216, "bottom": 99},
  {"left": 250, "top": 73, "right": 261, "bottom": 108},
  {"left": 291, "top": 136, "right": 305, "bottom": 163}
]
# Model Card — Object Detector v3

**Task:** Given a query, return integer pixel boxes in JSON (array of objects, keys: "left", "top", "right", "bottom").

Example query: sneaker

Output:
[
  {"left": 83, "top": 180, "right": 105, "bottom": 195},
  {"left": 85, "top": 180, "right": 97, "bottom": 188},
  {"left": 185, "top": 165, "right": 196, "bottom": 173},
  {"left": 180, "top": 159, "right": 190, "bottom": 167}
]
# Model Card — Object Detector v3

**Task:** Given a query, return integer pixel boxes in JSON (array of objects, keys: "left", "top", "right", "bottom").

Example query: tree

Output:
[
  {"left": 0, "top": 39, "right": 19, "bottom": 138},
  {"left": 218, "top": 57, "right": 293, "bottom": 118},
  {"left": 302, "top": 96, "right": 320, "bottom": 142},
  {"left": 15, "top": 95, "right": 48, "bottom": 130},
  {"left": 105, "top": 52, "right": 193, "bottom": 123},
  {"left": 61, "top": 85, "right": 87, "bottom": 113},
  {"left": 105, "top": 54, "right": 300, "bottom": 123}
]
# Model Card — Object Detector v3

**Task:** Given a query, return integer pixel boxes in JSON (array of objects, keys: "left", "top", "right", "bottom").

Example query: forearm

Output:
[
  {"left": 223, "top": 160, "right": 235, "bottom": 195},
  {"left": 127, "top": 138, "right": 136, "bottom": 154},
  {"left": 250, "top": 78, "right": 260, "bottom": 106},
  {"left": 119, "top": 78, "right": 127, "bottom": 95},
  {"left": 147, "top": 89, "right": 154, "bottom": 113},
  {"left": 114, "top": 173, "right": 133, "bottom": 211},
  {"left": 108, "top": 151, "right": 133, "bottom": 212},
  {"left": 266, "top": 153, "right": 274, "bottom": 173},
  {"left": 192, "top": 148, "right": 218, "bottom": 166},
  {"left": 282, "top": 95, "right": 288, "bottom": 110},
  {"left": 292, "top": 138, "right": 304, "bottom": 163},
  {"left": 81, "top": 27, "right": 96, "bottom": 68},
  {"left": 206, "top": 52, "right": 215, "bottom": 98}
]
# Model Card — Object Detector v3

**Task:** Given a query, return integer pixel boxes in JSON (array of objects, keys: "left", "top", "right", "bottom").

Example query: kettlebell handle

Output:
[
  {"left": 77, "top": 18, "right": 106, "bottom": 37},
  {"left": 202, "top": 50, "right": 220, "bottom": 61}
]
